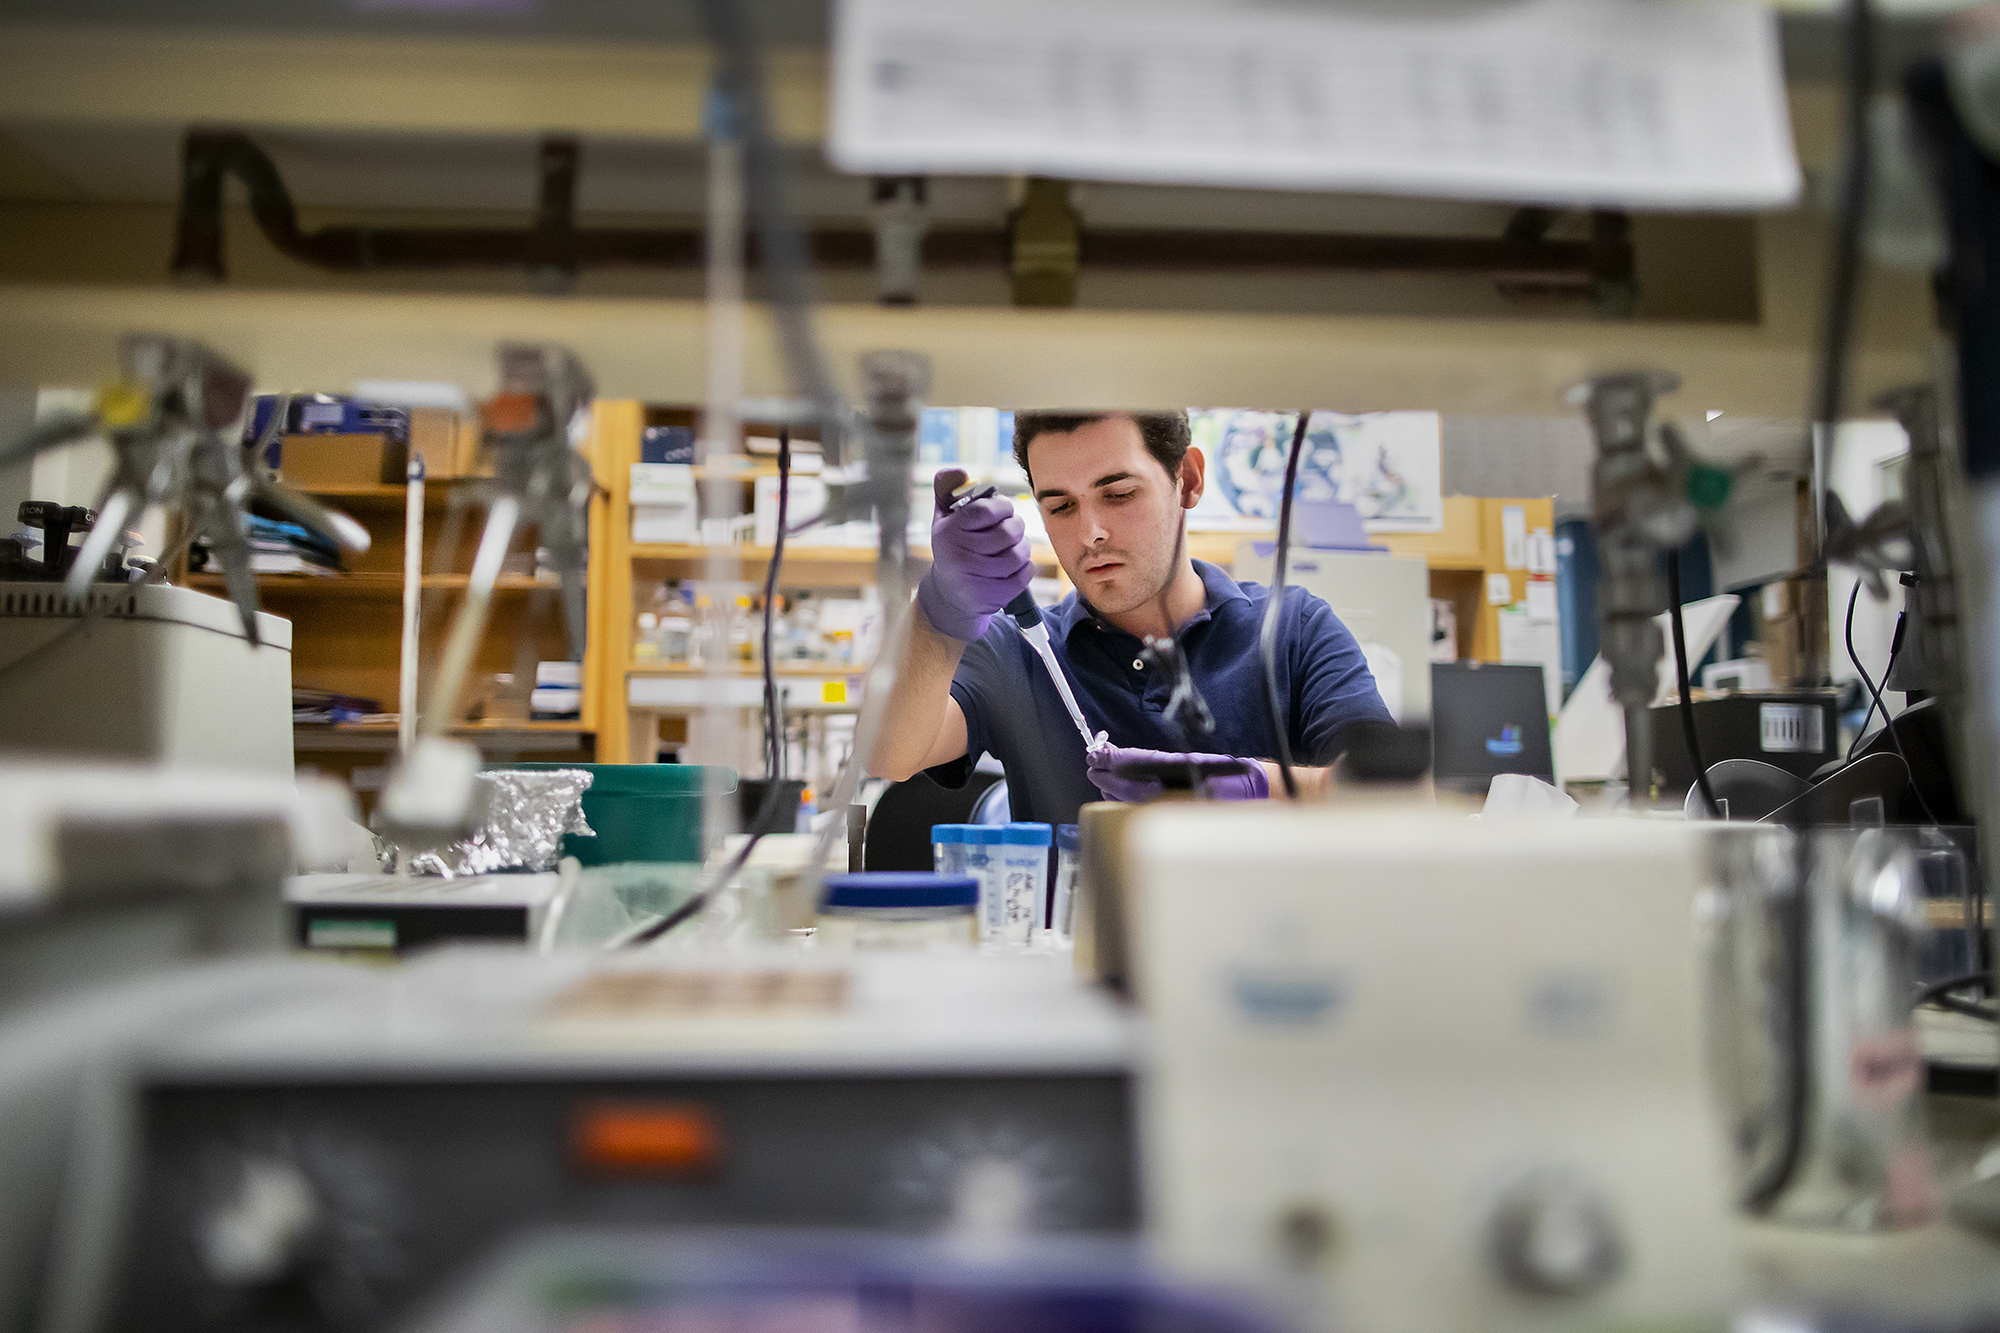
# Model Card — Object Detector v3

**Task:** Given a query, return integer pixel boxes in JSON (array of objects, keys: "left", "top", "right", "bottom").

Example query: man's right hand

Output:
[{"left": 916, "top": 468, "right": 1033, "bottom": 642}]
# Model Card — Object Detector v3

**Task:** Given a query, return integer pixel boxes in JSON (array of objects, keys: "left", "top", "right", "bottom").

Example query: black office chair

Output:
[{"left": 864, "top": 770, "right": 1003, "bottom": 871}]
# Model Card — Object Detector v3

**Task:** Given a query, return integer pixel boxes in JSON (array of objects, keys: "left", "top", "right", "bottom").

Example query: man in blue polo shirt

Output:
[{"left": 867, "top": 410, "right": 1391, "bottom": 829}]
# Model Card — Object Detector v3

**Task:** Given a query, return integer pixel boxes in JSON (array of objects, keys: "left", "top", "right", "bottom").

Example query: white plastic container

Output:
[
  {"left": 814, "top": 872, "right": 978, "bottom": 950},
  {"left": 989, "top": 823, "right": 1052, "bottom": 947},
  {"left": 932, "top": 823, "right": 971, "bottom": 876}
]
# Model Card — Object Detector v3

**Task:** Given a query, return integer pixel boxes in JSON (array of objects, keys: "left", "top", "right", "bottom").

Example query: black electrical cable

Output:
[
  {"left": 1846, "top": 594, "right": 1901, "bottom": 761},
  {"left": 760, "top": 428, "right": 791, "bottom": 783},
  {"left": 1258, "top": 411, "right": 1309, "bottom": 800},
  {"left": 1843, "top": 580, "right": 1939, "bottom": 823},
  {"left": 1915, "top": 967, "right": 1998, "bottom": 1022},
  {"left": 1665, "top": 549, "right": 1721, "bottom": 818},
  {"left": 1931, "top": 993, "right": 1998, "bottom": 1022},
  {"left": 1917, "top": 969, "right": 1993, "bottom": 1004}
]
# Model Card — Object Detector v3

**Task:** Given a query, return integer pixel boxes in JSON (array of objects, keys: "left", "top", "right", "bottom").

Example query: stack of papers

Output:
[{"left": 247, "top": 515, "right": 345, "bottom": 576}]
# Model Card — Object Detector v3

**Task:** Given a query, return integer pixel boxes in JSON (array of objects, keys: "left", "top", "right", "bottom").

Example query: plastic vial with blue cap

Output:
[
  {"left": 990, "top": 823, "right": 1052, "bottom": 947},
  {"left": 816, "top": 871, "right": 979, "bottom": 950},
  {"left": 931, "top": 823, "right": 970, "bottom": 878},
  {"left": 1050, "top": 823, "right": 1081, "bottom": 944}
]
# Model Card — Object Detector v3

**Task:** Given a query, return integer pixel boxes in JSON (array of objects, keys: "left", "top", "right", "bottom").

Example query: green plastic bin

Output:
[{"left": 501, "top": 763, "right": 735, "bottom": 867}]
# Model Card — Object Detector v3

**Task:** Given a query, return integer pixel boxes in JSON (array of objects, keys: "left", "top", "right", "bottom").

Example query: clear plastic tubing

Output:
[
  {"left": 991, "top": 822, "right": 1052, "bottom": 946},
  {"left": 1051, "top": 823, "right": 1081, "bottom": 942},
  {"left": 815, "top": 872, "right": 978, "bottom": 950},
  {"left": 931, "top": 823, "right": 971, "bottom": 877}
]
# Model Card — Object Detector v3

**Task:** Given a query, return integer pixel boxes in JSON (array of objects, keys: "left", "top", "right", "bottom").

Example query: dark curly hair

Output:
[{"left": 1012, "top": 411, "right": 1192, "bottom": 484}]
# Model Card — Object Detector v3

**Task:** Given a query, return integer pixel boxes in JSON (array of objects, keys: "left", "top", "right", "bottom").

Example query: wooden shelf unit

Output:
[
  {"left": 269, "top": 434, "right": 612, "bottom": 786},
  {"left": 190, "top": 572, "right": 559, "bottom": 598},
  {"left": 629, "top": 662, "right": 866, "bottom": 678},
  {"left": 1378, "top": 495, "right": 1555, "bottom": 662},
  {"left": 280, "top": 477, "right": 490, "bottom": 507}
]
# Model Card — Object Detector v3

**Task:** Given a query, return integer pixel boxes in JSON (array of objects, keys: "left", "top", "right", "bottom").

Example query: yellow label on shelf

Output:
[{"left": 822, "top": 681, "right": 847, "bottom": 703}]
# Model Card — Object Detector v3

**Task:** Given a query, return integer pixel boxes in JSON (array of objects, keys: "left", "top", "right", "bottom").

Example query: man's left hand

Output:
[{"left": 1085, "top": 744, "right": 1270, "bottom": 803}]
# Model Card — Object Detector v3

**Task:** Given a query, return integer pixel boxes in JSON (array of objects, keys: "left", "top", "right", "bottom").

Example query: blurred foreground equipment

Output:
[
  {"left": 0, "top": 334, "right": 370, "bottom": 647},
  {"left": 1133, "top": 805, "right": 1738, "bottom": 1332},
  {"left": 0, "top": 582, "right": 291, "bottom": 772},
  {"left": 32, "top": 950, "right": 1133, "bottom": 1333}
]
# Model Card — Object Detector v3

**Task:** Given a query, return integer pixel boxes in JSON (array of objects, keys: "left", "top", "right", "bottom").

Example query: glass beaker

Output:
[{"left": 1702, "top": 824, "right": 1935, "bottom": 1231}]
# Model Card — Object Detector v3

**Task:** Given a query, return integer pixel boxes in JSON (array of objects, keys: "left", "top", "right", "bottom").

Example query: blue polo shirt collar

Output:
[{"left": 1054, "top": 559, "right": 1250, "bottom": 644}]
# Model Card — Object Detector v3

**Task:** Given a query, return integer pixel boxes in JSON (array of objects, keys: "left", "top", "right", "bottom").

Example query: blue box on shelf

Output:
[{"left": 642, "top": 426, "right": 697, "bottom": 465}]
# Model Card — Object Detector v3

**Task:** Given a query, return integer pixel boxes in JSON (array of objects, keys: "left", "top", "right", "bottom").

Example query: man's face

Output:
[{"left": 1028, "top": 416, "right": 1201, "bottom": 618}]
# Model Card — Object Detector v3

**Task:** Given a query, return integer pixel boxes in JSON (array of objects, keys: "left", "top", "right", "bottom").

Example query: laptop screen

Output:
[{"left": 1429, "top": 662, "right": 1555, "bottom": 795}]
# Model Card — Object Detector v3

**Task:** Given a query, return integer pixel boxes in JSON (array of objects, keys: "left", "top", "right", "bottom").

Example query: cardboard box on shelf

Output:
[
  {"left": 406, "top": 408, "right": 465, "bottom": 478},
  {"left": 452, "top": 416, "right": 491, "bottom": 477},
  {"left": 1763, "top": 614, "right": 1804, "bottom": 687},
  {"left": 278, "top": 433, "right": 407, "bottom": 487}
]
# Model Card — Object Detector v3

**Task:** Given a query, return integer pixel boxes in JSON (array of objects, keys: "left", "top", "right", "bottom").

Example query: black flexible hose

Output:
[
  {"left": 1259, "top": 412, "right": 1310, "bottom": 800},
  {"left": 1844, "top": 580, "right": 1939, "bottom": 823},
  {"left": 760, "top": 429, "right": 791, "bottom": 784},
  {"left": 1846, "top": 594, "right": 1896, "bottom": 762},
  {"left": 1665, "top": 549, "right": 1721, "bottom": 817}
]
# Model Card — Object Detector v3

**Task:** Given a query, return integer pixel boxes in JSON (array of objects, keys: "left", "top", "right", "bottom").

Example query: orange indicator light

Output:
[{"left": 572, "top": 1102, "right": 723, "bottom": 1174}]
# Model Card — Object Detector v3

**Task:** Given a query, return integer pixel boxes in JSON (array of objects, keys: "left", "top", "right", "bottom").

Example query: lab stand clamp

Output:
[
  {"left": 1569, "top": 371, "right": 1736, "bottom": 803},
  {"left": 377, "top": 343, "right": 599, "bottom": 851},
  {"left": 0, "top": 333, "right": 370, "bottom": 645}
]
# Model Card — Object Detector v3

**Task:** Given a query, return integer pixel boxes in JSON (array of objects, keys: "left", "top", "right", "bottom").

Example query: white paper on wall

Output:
[
  {"left": 832, "top": 0, "right": 1799, "bottom": 210},
  {"left": 1502, "top": 505, "right": 1528, "bottom": 569},
  {"left": 1188, "top": 409, "right": 1443, "bottom": 533},
  {"left": 1498, "top": 608, "right": 1564, "bottom": 717}
]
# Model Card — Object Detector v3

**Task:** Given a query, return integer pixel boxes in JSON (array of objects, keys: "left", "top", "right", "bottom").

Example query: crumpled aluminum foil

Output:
[{"left": 402, "top": 768, "right": 595, "bottom": 877}]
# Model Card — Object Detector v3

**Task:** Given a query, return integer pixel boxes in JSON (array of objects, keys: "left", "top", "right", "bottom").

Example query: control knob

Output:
[{"left": 1487, "top": 1173, "right": 1623, "bottom": 1297}]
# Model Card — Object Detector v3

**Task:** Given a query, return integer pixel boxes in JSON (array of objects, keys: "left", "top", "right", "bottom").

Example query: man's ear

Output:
[{"left": 1179, "top": 446, "right": 1207, "bottom": 511}]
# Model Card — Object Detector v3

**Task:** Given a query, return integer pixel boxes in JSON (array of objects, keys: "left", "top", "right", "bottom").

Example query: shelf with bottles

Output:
[
  {"left": 629, "top": 577, "right": 883, "bottom": 675},
  {"left": 629, "top": 541, "right": 1069, "bottom": 568}
]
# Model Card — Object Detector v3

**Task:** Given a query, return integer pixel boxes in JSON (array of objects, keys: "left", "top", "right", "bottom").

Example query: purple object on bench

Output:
[{"left": 1247, "top": 500, "right": 1384, "bottom": 557}]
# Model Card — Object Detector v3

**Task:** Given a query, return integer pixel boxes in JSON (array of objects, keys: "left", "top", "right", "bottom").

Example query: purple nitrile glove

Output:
[
  {"left": 917, "top": 468, "right": 1033, "bottom": 642},
  {"left": 1085, "top": 744, "right": 1271, "bottom": 803}
]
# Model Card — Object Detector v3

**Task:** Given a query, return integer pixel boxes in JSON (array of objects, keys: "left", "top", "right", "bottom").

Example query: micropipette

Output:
[{"left": 941, "top": 480, "right": 1108, "bottom": 754}]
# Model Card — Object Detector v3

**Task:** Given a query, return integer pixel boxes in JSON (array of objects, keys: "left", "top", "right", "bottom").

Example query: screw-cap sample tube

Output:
[{"left": 992, "top": 823, "right": 1053, "bottom": 946}]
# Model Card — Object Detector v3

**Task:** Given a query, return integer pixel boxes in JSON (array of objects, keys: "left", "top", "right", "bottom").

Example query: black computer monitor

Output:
[{"left": 1429, "top": 662, "right": 1555, "bottom": 795}]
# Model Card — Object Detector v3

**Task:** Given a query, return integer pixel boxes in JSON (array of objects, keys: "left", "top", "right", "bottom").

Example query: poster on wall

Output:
[{"left": 1188, "top": 409, "right": 1444, "bottom": 533}]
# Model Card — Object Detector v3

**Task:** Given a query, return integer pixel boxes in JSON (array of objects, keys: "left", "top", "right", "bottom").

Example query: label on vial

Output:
[{"left": 1000, "top": 868, "right": 1037, "bottom": 945}]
